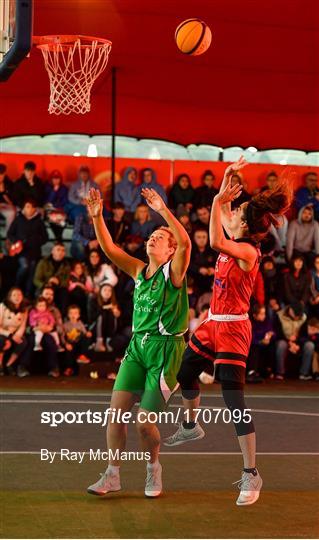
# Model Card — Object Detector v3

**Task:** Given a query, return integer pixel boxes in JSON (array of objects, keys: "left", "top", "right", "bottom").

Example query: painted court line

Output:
[
  {"left": 1, "top": 391, "right": 318, "bottom": 399},
  {"left": 0, "top": 451, "right": 318, "bottom": 456}
]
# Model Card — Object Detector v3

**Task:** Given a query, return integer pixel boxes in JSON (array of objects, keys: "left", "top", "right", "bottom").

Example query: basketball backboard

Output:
[{"left": 0, "top": 0, "right": 33, "bottom": 81}]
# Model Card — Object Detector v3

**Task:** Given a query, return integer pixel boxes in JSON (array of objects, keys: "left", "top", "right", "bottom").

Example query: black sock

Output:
[
  {"left": 244, "top": 467, "right": 257, "bottom": 476},
  {"left": 183, "top": 420, "right": 196, "bottom": 429}
]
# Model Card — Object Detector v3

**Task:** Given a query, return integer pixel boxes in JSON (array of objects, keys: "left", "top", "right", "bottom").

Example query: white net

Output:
[{"left": 37, "top": 37, "right": 112, "bottom": 115}]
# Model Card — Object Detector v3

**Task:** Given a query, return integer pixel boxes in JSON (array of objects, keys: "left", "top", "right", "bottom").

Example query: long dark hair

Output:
[
  {"left": 244, "top": 173, "right": 294, "bottom": 242},
  {"left": 86, "top": 249, "right": 102, "bottom": 277},
  {"left": 4, "top": 287, "right": 28, "bottom": 314}
]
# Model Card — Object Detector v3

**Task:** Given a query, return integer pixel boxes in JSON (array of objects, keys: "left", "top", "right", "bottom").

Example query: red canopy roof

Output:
[{"left": 0, "top": 0, "right": 318, "bottom": 150}]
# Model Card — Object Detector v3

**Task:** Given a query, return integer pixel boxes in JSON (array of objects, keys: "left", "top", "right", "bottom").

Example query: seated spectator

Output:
[
  {"left": 68, "top": 260, "right": 92, "bottom": 321},
  {"left": 275, "top": 302, "right": 313, "bottom": 380},
  {"left": 92, "top": 284, "right": 121, "bottom": 352},
  {"left": 0, "top": 287, "right": 28, "bottom": 375},
  {"left": 86, "top": 249, "right": 118, "bottom": 291},
  {"left": 193, "top": 169, "right": 218, "bottom": 210},
  {"left": 295, "top": 172, "right": 319, "bottom": 220},
  {"left": 169, "top": 174, "right": 195, "bottom": 213},
  {"left": 307, "top": 317, "right": 319, "bottom": 381},
  {"left": 138, "top": 168, "right": 167, "bottom": 225},
  {"left": 260, "top": 171, "right": 278, "bottom": 193},
  {"left": 188, "top": 229, "right": 217, "bottom": 294},
  {"left": 283, "top": 255, "right": 311, "bottom": 307},
  {"left": 192, "top": 205, "right": 210, "bottom": 232},
  {"left": 66, "top": 165, "right": 100, "bottom": 223},
  {"left": 44, "top": 169, "right": 69, "bottom": 241},
  {"left": 33, "top": 243, "right": 71, "bottom": 315},
  {"left": 86, "top": 249, "right": 118, "bottom": 323},
  {"left": 29, "top": 296, "right": 60, "bottom": 351},
  {"left": 17, "top": 284, "right": 61, "bottom": 378},
  {"left": 13, "top": 161, "right": 45, "bottom": 209},
  {"left": 177, "top": 208, "right": 193, "bottom": 236},
  {"left": 63, "top": 305, "right": 92, "bottom": 375},
  {"left": 247, "top": 305, "right": 275, "bottom": 383},
  {"left": 130, "top": 204, "right": 156, "bottom": 240},
  {"left": 310, "top": 255, "right": 319, "bottom": 317},
  {"left": 71, "top": 206, "right": 99, "bottom": 261},
  {"left": 114, "top": 167, "right": 141, "bottom": 215},
  {"left": 269, "top": 214, "right": 288, "bottom": 265},
  {"left": 41, "top": 285, "right": 65, "bottom": 346},
  {"left": 7, "top": 199, "right": 48, "bottom": 298},
  {"left": 106, "top": 202, "right": 130, "bottom": 246},
  {"left": 0, "top": 163, "right": 16, "bottom": 233},
  {"left": 260, "top": 256, "right": 283, "bottom": 315},
  {"left": 286, "top": 205, "right": 319, "bottom": 267},
  {"left": 231, "top": 172, "right": 251, "bottom": 208}
]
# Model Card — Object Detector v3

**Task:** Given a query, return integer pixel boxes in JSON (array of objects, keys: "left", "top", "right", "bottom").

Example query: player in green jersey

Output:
[{"left": 86, "top": 186, "right": 191, "bottom": 498}]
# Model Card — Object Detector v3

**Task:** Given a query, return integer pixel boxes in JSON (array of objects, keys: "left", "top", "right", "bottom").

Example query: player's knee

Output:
[
  {"left": 177, "top": 365, "right": 199, "bottom": 396},
  {"left": 221, "top": 380, "right": 255, "bottom": 437}
]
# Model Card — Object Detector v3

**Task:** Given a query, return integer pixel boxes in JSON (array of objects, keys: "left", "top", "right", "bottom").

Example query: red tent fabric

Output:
[{"left": 0, "top": 0, "right": 318, "bottom": 150}]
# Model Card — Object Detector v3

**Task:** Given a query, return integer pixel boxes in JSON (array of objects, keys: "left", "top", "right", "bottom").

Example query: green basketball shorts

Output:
[{"left": 113, "top": 333, "right": 186, "bottom": 412}]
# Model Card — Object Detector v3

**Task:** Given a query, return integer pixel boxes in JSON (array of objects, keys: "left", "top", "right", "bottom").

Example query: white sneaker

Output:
[
  {"left": 33, "top": 345, "right": 43, "bottom": 351},
  {"left": 94, "top": 339, "right": 106, "bottom": 353},
  {"left": 299, "top": 374, "right": 313, "bottom": 381},
  {"left": 145, "top": 462, "right": 162, "bottom": 497},
  {"left": 163, "top": 422, "right": 205, "bottom": 446},
  {"left": 233, "top": 470, "right": 263, "bottom": 506},
  {"left": 87, "top": 469, "right": 121, "bottom": 496}
]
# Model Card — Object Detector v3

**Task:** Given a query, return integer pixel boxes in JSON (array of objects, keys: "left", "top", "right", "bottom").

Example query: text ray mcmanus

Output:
[{"left": 41, "top": 448, "right": 151, "bottom": 464}]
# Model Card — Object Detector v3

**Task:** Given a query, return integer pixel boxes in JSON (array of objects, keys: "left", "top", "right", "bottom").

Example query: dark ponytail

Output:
[{"left": 245, "top": 172, "right": 294, "bottom": 242}]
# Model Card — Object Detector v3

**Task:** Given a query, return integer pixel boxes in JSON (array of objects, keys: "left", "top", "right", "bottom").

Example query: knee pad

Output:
[
  {"left": 177, "top": 366, "right": 200, "bottom": 400},
  {"left": 221, "top": 380, "right": 255, "bottom": 436}
]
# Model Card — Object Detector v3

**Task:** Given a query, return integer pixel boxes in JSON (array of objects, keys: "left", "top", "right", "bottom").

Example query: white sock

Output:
[
  {"left": 107, "top": 464, "right": 120, "bottom": 475},
  {"left": 147, "top": 459, "right": 159, "bottom": 470}
]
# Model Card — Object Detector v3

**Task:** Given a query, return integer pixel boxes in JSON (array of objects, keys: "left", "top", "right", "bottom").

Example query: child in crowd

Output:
[
  {"left": 63, "top": 305, "right": 92, "bottom": 374},
  {"left": 247, "top": 304, "right": 275, "bottom": 382},
  {"left": 94, "top": 284, "right": 121, "bottom": 352},
  {"left": 29, "top": 297, "right": 60, "bottom": 351}
]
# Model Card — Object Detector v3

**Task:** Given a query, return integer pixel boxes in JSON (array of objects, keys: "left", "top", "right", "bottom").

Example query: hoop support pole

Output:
[{"left": 111, "top": 66, "right": 117, "bottom": 206}]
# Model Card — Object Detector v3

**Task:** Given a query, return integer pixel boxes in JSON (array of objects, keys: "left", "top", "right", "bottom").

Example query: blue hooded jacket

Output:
[
  {"left": 138, "top": 168, "right": 167, "bottom": 204},
  {"left": 114, "top": 167, "right": 141, "bottom": 212}
]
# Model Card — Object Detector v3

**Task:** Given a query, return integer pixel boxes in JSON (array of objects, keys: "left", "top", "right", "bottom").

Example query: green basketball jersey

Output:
[{"left": 132, "top": 261, "right": 188, "bottom": 336}]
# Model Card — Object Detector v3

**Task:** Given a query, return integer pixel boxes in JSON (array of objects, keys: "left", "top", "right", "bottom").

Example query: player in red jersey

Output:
[{"left": 165, "top": 156, "right": 293, "bottom": 506}]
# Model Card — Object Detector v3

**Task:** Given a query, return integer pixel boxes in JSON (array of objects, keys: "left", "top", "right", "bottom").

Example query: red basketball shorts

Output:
[{"left": 189, "top": 318, "right": 252, "bottom": 368}]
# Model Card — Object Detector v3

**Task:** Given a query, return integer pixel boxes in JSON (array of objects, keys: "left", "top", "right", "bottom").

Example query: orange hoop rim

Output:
[{"left": 33, "top": 34, "right": 112, "bottom": 50}]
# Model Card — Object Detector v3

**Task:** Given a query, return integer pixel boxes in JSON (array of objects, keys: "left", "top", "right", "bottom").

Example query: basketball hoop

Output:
[{"left": 33, "top": 35, "right": 112, "bottom": 115}]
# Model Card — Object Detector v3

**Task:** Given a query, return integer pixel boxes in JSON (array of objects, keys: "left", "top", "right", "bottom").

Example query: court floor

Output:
[{"left": 1, "top": 389, "right": 318, "bottom": 538}]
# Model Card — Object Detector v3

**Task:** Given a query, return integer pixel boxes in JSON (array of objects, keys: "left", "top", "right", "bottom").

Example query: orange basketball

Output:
[{"left": 175, "top": 18, "right": 212, "bottom": 56}]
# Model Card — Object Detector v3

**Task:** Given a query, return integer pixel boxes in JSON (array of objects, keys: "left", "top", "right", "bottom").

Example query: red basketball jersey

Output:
[{"left": 210, "top": 241, "right": 260, "bottom": 315}]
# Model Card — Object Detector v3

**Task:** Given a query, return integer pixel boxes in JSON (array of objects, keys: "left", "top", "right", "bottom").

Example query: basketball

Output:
[{"left": 175, "top": 18, "right": 212, "bottom": 56}]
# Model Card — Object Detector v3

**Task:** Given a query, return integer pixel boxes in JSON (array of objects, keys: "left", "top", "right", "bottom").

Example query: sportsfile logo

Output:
[{"left": 40, "top": 407, "right": 252, "bottom": 428}]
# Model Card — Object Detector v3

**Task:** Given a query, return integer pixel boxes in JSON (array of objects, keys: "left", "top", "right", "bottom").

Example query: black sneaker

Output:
[
  {"left": 246, "top": 370, "right": 264, "bottom": 384},
  {"left": 7, "top": 365, "right": 16, "bottom": 376},
  {"left": 17, "top": 366, "right": 30, "bottom": 378},
  {"left": 48, "top": 369, "right": 59, "bottom": 378},
  {"left": 0, "top": 366, "right": 4, "bottom": 376}
]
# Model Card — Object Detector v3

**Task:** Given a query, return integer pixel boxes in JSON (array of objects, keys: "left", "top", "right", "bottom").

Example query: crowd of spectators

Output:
[{"left": 0, "top": 160, "right": 319, "bottom": 383}]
